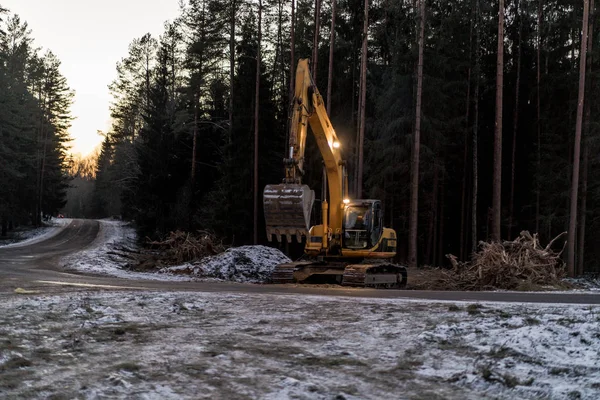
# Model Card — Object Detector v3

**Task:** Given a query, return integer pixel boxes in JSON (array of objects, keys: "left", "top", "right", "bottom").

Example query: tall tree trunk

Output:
[
  {"left": 409, "top": 0, "right": 425, "bottom": 268},
  {"left": 426, "top": 163, "right": 439, "bottom": 265},
  {"left": 39, "top": 119, "right": 48, "bottom": 222},
  {"left": 229, "top": 0, "right": 236, "bottom": 144},
  {"left": 509, "top": 0, "right": 523, "bottom": 240},
  {"left": 145, "top": 52, "right": 151, "bottom": 109},
  {"left": 579, "top": 144, "right": 589, "bottom": 275},
  {"left": 460, "top": 0, "right": 475, "bottom": 260},
  {"left": 254, "top": 0, "right": 262, "bottom": 244},
  {"left": 492, "top": 0, "right": 504, "bottom": 241},
  {"left": 327, "top": 0, "right": 337, "bottom": 113},
  {"left": 357, "top": 0, "right": 368, "bottom": 199},
  {"left": 272, "top": 1, "right": 284, "bottom": 100},
  {"left": 352, "top": 46, "right": 356, "bottom": 130},
  {"left": 191, "top": 2, "right": 206, "bottom": 189},
  {"left": 170, "top": 28, "right": 177, "bottom": 104},
  {"left": 35, "top": 86, "right": 45, "bottom": 226},
  {"left": 290, "top": 0, "right": 296, "bottom": 103},
  {"left": 288, "top": 0, "right": 296, "bottom": 154},
  {"left": 437, "top": 167, "right": 446, "bottom": 267},
  {"left": 536, "top": 0, "right": 542, "bottom": 233},
  {"left": 192, "top": 96, "right": 198, "bottom": 182},
  {"left": 472, "top": 0, "right": 481, "bottom": 254},
  {"left": 278, "top": 0, "right": 286, "bottom": 100},
  {"left": 567, "top": 0, "right": 590, "bottom": 277},
  {"left": 578, "top": 0, "right": 594, "bottom": 276},
  {"left": 459, "top": 133, "right": 468, "bottom": 259},
  {"left": 312, "top": 0, "right": 322, "bottom": 79}
]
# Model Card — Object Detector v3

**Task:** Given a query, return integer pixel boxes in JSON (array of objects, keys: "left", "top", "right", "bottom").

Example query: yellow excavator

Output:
[{"left": 263, "top": 58, "right": 407, "bottom": 288}]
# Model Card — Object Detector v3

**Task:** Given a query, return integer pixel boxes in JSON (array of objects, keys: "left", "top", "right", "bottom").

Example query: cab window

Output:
[{"left": 344, "top": 206, "right": 370, "bottom": 230}]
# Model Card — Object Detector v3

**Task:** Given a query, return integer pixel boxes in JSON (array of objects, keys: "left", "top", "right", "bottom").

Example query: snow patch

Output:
[
  {"left": 564, "top": 276, "right": 600, "bottom": 292},
  {"left": 0, "top": 217, "right": 72, "bottom": 248},
  {"left": 61, "top": 219, "right": 191, "bottom": 282},
  {"left": 1, "top": 292, "right": 598, "bottom": 399},
  {"left": 162, "top": 245, "right": 291, "bottom": 283},
  {"left": 62, "top": 221, "right": 289, "bottom": 283}
]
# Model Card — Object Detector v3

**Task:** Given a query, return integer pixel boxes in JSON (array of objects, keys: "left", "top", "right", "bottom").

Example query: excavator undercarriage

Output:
[{"left": 271, "top": 261, "right": 407, "bottom": 289}]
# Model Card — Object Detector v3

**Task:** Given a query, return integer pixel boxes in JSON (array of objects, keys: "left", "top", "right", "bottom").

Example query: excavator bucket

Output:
[{"left": 263, "top": 184, "right": 315, "bottom": 242}]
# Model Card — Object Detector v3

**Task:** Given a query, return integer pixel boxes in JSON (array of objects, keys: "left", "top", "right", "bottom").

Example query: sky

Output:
[{"left": 2, "top": 0, "right": 182, "bottom": 157}]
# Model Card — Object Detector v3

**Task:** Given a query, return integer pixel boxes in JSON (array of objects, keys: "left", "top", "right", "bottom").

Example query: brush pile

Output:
[
  {"left": 147, "top": 230, "right": 227, "bottom": 263},
  {"left": 442, "top": 231, "right": 567, "bottom": 291},
  {"left": 128, "top": 230, "right": 227, "bottom": 272},
  {"left": 127, "top": 231, "right": 290, "bottom": 284}
]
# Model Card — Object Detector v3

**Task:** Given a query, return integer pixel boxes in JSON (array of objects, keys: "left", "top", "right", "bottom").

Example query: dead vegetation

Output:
[
  {"left": 127, "top": 230, "right": 227, "bottom": 272},
  {"left": 426, "top": 231, "right": 568, "bottom": 291},
  {"left": 147, "top": 230, "right": 227, "bottom": 263}
]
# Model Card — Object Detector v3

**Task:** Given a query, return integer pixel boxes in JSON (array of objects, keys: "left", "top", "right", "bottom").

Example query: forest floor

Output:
[{"left": 1, "top": 290, "right": 599, "bottom": 399}]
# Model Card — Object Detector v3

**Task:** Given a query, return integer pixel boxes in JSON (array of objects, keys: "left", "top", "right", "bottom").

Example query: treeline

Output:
[
  {"left": 95, "top": 0, "right": 600, "bottom": 273},
  {"left": 0, "top": 7, "right": 73, "bottom": 235}
]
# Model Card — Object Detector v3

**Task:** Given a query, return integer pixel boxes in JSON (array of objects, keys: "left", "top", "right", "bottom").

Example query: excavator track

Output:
[
  {"left": 271, "top": 261, "right": 407, "bottom": 288},
  {"left": 271, "top": 261, "right": 315, "bottom": 284},
  {"left": 271, "top": 263, "right": 297, "bottom": 284},
  {"left": 342, "top": 264, "right": 407, "bottom": 288}
]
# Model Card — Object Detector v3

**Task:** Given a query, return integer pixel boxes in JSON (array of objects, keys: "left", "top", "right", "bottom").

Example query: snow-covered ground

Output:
[
  {"left": 61, "top": 219, "right": 191, "bottom": 282},
  {"left": 564, "top": 277, "right": 600, "bottom": 292},
  {"left": 161, "top": 245, "right": 291, "bottom": 283},
  {"left": 0, "top": 291, "right": 598, "bottom": 399},
  {"left": 61, "top": 220, "right": 290, "bottom": 283},
  {"left": 0, "top": 217, "right": 72, "bottom": 249}
]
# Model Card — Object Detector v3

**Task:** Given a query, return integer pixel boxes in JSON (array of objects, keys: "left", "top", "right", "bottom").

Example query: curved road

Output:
[{"left": 1, "top": 219, "right": 599, "bottom": 304}]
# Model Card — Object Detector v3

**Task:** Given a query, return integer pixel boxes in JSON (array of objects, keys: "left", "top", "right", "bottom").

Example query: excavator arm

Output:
[{"left": 264, "top": 59, "right": 348, "bottom": 244}]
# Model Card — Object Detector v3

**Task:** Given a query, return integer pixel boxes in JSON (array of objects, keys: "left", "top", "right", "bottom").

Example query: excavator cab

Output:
[{"left": 342, "top": 200, "right": 383, "bottom": 250}]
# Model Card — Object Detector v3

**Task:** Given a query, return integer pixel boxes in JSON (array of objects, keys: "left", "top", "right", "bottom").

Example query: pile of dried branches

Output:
[
  {"left": 442, "top": 231, "right": 567, "bottom": 291},
  {"left": 146, "top": 230, "right": 227, "bottom": 265}
]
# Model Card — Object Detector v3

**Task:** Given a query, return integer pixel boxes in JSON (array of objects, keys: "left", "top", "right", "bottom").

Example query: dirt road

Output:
[{"left": 1, "top": 219, "right": 599, "bottom": 304}]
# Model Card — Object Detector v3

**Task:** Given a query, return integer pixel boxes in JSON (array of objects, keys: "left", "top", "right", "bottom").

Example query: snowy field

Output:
[
  {"left": 0, "top": 217, "right": 72, "bottom": 248},
  {"left": 0, "top": 290, "right": 598, "bottom": 399}
]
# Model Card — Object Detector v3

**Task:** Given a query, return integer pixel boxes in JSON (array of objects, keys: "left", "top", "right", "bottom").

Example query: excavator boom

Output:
[{"left": 264, "top": 58, "right": 345, "bottom": 243}]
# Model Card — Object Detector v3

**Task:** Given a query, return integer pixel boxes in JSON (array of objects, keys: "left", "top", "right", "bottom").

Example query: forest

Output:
[
  {"left": 0, "top": 8, "right": 73, "bottom": 235},
  {"left": 1, "top": 0, "right": 599, "bottom": 275}
]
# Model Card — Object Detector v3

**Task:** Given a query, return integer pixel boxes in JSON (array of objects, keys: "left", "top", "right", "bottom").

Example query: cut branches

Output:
[{"left": 442, "top": 231, "right": 567, "bottom": 290}]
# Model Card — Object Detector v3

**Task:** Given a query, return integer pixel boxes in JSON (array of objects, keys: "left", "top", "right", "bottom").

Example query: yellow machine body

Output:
[{"left": 263, "top": 58, "right": 407, "bottom": 288}]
